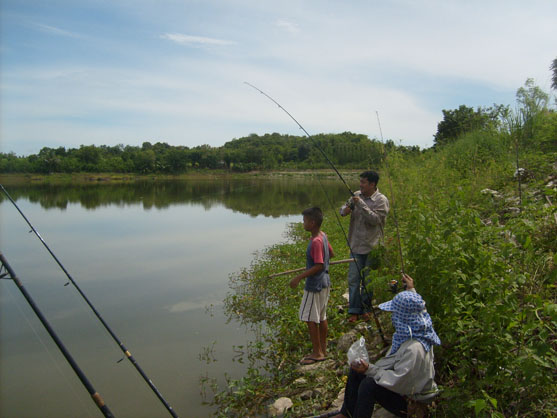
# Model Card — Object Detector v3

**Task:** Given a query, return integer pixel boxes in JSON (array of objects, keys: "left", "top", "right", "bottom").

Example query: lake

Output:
[{"left": 0, "top": 177, "right": 349, "bottom": 418}]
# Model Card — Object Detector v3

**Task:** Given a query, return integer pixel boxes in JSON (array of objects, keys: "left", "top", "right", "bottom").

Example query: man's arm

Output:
[{"left": 353, "top": 195, "right": 389, "bottom": 226}]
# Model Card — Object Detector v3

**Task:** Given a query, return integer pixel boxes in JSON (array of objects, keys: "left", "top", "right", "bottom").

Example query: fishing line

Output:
[
  {"left": 376, "top": 111, "right": 406, "bottom": 275},
  {"left": 1, "top": 277, "right": 94, "bottom": 415},
  {"left": 245, "top": 82, "right": 386, "bottom": 342},
  {"left": 0, "top": 253, "right": 115, "bottom": 418},
  {"left": 244, "top": 82, "right": 355, "bottom": 196},
  {"left": 309, "top": 160, "right": 387, "bottom": 340},
  {"left": 0, "top": 184, "right": 179, "bottom": 418}
]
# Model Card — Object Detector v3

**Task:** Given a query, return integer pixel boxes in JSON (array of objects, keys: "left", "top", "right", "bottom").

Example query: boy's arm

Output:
[{"left": 290, "top": 264, "right": 324, "bottom": 288}]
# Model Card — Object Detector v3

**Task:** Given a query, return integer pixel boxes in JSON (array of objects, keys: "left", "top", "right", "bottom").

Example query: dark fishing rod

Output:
[
  {"left": 0, "top": 252, "right": 115, "bottom": 418},
  {"left": 376, "top": 111, "right": 406, "bottom": 276},
  {"left": 0, "top": 184, "right": 179, "bottom": 418},
  {"left": 244, "top": 83, "right": 386, "bottom": 342},
  {"left": 244, "top": 82, "right": 354, "bottom": 196}
]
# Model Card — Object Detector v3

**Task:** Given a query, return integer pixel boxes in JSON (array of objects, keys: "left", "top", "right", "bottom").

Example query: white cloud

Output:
[
  {"left": 33, "top": 23, "right": 81, "bottom": 38},
  {"left": 275, "top": 19, "right": 300, "bottom": 34},
  {"left": 160, "top": 33, "right": 236, "bottom": 47},
  {"left": 2, "top": 0, "right": 556, "bottom": 155}
]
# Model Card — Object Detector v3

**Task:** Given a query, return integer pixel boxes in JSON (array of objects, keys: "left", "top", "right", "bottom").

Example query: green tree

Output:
[
  {"left": 433, "top": 105, "right": 501, "bottom": 147},
  {"left": 515, "top": 78, "right": 550, "bottom": 142},
  {"left": 516, "top": 78, "right": 549, "bottom": 115},
  {"left": 551, "top": 57, "right": 557, "bottom": 90},
  {"left": 76, "top": 145, "right": 101, "bottom": 172},
  {"left": 133, "top": 150, "right": 156, "bottom": 173}
]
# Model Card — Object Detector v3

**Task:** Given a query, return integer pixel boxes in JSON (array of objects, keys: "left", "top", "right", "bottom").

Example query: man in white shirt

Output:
[{"left": 340, "top": 171, "right": 389, "bottom": 322}]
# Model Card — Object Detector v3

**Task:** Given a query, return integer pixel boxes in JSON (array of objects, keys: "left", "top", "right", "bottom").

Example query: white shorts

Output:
[{"left": 299, "top": 287, "right": 330, "bottom": 323}]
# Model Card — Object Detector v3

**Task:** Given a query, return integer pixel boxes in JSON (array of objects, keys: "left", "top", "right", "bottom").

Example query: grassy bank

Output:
[
  {"left": 0, "top": 169, "right": 362, "bottom": 186},
  {"left": 204, "top": 127, "right": 556, "bottom": 417}
]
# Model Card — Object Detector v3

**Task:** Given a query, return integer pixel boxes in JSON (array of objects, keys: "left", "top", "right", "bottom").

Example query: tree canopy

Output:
[
  {"left": 550, "top": 58, "right": 557, "bottom": 90},
  {"left": 433, "top": 104, "right": 505, "bottom": 147},
  {"left": 0, "top": 132, "right": 420, "bottom": 174}
]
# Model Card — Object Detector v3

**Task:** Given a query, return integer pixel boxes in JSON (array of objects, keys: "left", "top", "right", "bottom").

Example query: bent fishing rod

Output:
[
  {"left": 0, "top": 252, "right": 115, "bottom": 418},
  {"left": 0, "top": 184, "right": 179, "bottom": 418},
  {"left": 244, "top": 82, "right": 354, "bottom": 196},
  {"left": 244, "top": 83, "right": 386, "bottom": 342}
]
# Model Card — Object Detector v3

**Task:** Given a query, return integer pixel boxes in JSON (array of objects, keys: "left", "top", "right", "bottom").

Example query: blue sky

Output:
[{"left": 1, "top": 0, "right": 556, "bottom": 156}]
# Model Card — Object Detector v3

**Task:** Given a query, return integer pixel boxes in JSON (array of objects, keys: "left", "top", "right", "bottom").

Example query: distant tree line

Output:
[
  {"left": 3, "top": 73, "right": 554, "bottom": 175},
  {"left": 0, "top": 132, "right": 421, "bottom": 174}
]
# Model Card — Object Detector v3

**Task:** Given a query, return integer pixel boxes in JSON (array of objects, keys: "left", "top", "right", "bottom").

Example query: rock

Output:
[
  {"left": 331, "top": 388, "right": 345, "bottom": 410},
  {"left": 268, "top": 397, "right": 293, "bottom": 417},
  {"left": 315, "top": 388, "right": 344, "bottom": 417},
  {"left": 294, "top": 377, "right": 307, "bottom": 385},
  {"left": 297, "top": 358, "right": 335, "bottom": 373},
  {"left": 336, "top": 323, "right": 370, "bottom": 352},
  {"left": 373, "top": 407, "right": 399, "bottom": 417},
  {"left": 505, "top": 207, "right": 521, "bottom": 215},
  {"left": 481, "top": 188, "right": 502, "bottom": 198},
  {"left": 337, "top": 332, "right": 359, "bottom": 353},
  {"left": 299, "top": 390, "right": 314, "bottom": 400}
]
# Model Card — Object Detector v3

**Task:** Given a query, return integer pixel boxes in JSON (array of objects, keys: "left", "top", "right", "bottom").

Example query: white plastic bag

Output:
[{"left": 347, "top": 336, "right": 369, "bottom": 367}]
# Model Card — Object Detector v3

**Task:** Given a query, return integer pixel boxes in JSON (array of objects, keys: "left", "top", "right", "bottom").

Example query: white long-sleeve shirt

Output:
[{"left": 340, "top": 189, "right": 389, "bottom": 254}]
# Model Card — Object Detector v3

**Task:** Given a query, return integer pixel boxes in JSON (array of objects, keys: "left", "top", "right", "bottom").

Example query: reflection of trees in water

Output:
[{"left": 0, "top": 179, "right": 350, "bottom": 217}]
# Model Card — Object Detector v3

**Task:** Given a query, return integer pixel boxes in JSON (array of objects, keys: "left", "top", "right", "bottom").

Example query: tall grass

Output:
[{"left": 207, "top": 112, "right": 556, "bottom": 416}]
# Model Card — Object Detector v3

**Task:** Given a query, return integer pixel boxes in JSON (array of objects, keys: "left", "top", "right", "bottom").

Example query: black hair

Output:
[
  {"left": 302, "top": 206, "right": 323, "bottom": 227},
  {"left": 360, "top": 170, "right": 380, "bottom": 186}
]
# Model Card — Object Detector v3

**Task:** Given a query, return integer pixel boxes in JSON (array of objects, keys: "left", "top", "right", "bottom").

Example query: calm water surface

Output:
[{"left": 0, "top": 178, "right": 348, "bottom": 418}]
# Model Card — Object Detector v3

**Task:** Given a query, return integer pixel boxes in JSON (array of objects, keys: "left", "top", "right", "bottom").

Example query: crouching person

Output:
[{"left": 333, "top": 274, "right": 441, "bottom": 418}]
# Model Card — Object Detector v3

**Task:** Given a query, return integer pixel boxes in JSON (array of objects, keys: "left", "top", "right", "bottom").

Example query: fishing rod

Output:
[
  {"left": 244, "top": 83, "right": 386, "bottom": 342},
  {"left": 0, "top": 252, "right": 115, "bottom": 418},
  {"left": 376, "top": 111, "right": 406, "bottom": 277},
  {"left": 244, "top": 82, "right": 354, "bottom": 196},
  {"left": 269, "top": 258, "right": 355, "bottom": 278},
  {"left": 514, "top": 116, "right": 523, "bottom": 212},
  {"left": 0, "top": 184, "right": 179, "bottom": 418}
]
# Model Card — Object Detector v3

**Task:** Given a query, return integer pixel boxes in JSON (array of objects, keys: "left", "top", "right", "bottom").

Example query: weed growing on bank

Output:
[{"left": 203, "top": 112, "right": 556, "bottom": 416}]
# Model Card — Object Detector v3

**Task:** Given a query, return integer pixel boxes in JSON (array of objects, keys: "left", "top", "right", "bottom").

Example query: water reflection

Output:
[
  {"left": 0, "top": 177, "right": 350, "bottom": 417},
  {"left": 0, "top": 177, "right": 350, "bottom": 216}
]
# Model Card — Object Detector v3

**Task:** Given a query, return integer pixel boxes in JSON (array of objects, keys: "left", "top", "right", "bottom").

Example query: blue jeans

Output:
[{"left": 348, "top": 252, "right": 377, "bottom": 315}]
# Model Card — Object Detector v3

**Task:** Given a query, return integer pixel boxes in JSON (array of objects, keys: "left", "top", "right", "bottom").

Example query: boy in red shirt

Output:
[{"left": 290, "top": 207, "right": 335, "bottom": 364}]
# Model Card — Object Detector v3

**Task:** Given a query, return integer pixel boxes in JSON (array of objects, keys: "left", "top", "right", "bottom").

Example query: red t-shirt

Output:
[{"left": 310, "top": 232, "right": 333, "bottom": 265}]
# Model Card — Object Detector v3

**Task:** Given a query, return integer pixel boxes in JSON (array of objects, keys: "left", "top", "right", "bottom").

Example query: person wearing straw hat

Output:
[{"left": 332, "top": 274, "right": 441, "bottom": 418}]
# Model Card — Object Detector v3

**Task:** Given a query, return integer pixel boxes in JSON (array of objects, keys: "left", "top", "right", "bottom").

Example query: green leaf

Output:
[{"left": 474, "top": 399, "right": 487, "bottom": 415}]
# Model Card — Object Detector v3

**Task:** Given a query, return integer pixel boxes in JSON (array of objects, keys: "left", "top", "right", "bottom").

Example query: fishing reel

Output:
[
  {"left": 389, "top": 280, "right": 398, "bottom": 294},
  {"left": 389, "top": 278, "right": 408, "bottom": 294}
]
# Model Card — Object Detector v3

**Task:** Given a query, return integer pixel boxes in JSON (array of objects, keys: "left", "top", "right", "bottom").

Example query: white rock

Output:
[
  {"left": 268, "top": 397, "right": 293, "bottom": 417},
  {"left": 293, "top": 377, "right": 307, "bottom": 385}
]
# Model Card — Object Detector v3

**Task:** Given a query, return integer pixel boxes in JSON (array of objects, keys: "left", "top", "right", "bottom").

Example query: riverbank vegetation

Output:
[
  {"left": 201, "top": 79, "right": 556, "bottom": 416},
  {"left": 0, "top": 131, "right": 416, "bottom": 174},
  {"left": 2, "top": 76, "right": 555, "bottom": 416}
]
